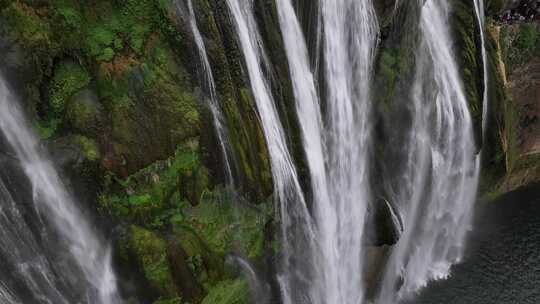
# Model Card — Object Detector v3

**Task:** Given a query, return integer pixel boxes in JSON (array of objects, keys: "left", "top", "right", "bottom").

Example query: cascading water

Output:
[
  {"left": 277, "top": 0, "right": 379, "bottom": 302},
  {"left": 315, "top": 1, "right": 378, "bottom": 303},
  {"left": 229, "top": 0, "right": 378, "bottom": 302},
  {"left": 377, "top": 1, "right": 480, "bottom": 302},
  {"left": 274, "top": 1, "right": 329, "bottom": 303},
  {"left": 0, "top": 73, "right": 120, "bottom": 303},
  {"left": 225, "top": 1, "right": 317, "bottom": 303},
  {"left": 209, "top": 0, "right": 480, "bottom": 303},
  {"left": 185, "top": 0, "right": 235, "bottom": 185},
  {"left": 473, "top": 0, "right": 489, "bottom": 136}
]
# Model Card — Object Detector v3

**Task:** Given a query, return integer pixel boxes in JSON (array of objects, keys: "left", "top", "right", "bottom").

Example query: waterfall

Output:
[
  {"left": 231, "top": 0, "right": 379, "bottom": 301},
  {"left": 225, "top": 1, "right": 318, "bottom": 303},
  {"left": 317, "top": 1, "right": 378, "bottom": 303},
  {"left": 376, "top": 1, "right": 480, "bottom": 302},
  {"left": 277, "top": 0, "right": 379, "bottom": 303},
  {"left": 274, "top": 0, "right": 328, "bottom": 303},
  {"left": 0, "top": 74, "right": 120, "bottom": 303},
  {"left": 185, "top": 0, "right": 235, "bottom": 185},
  {"left": 473, "top": 0, "right": 489, "bottom": 137}
]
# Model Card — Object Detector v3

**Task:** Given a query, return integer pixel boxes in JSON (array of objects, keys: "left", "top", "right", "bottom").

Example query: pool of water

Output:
[{"left": 407, "top": 184, "right": 540, "bottom": 304}]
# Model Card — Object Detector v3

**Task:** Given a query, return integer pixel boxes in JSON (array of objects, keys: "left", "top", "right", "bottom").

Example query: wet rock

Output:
[
  {"left": 365, "top": 198, "right": 402, "bottom": 246},
  {"left": 374, "top": 0, "right": 398, "bottom": 26},
  {"left": 363, "top": 245, "right": 392, "bottom": 300}
]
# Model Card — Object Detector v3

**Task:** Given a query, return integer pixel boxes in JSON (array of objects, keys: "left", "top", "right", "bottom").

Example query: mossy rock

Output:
[
  {"left": 172, "top": 225, "right": 224, "bottom": 287},
  {"left": 49, "top": 61, "right": 91, "bottom": 115},
  {"left": 1, "top": 2, "right": 55, "bottom": 51},
  {"left": 201, "top": 279, "right": 250, "bottom": 304},
  {"left": 65, "top": 88, "right": 104, "bottom": 136},
  {"left": 74, "top": 135, "right": 100, "bottom": 162},
  {"left": 96, "top": 39, "right": 201, "bottom": 174},
  {"left": 175, "top": 192, "right": 271, "bottom": 260},
  {"left": 124, "top": 225, "right": 179, "bottom": 298},
  {"left": 98, "top": 147, "right": 206, "bottom": 225}
]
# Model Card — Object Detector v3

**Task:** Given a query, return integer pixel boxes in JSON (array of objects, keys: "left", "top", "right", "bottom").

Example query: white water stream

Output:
[
  {"left": 376, "top": 1, "right": 480, "bottom": 302},
  {"left": 0, "top": 73, "right": 120, "bottom": 304},
  {"left": 225, "top": 1, "right": 317, "bottom": 302},
  {"left": 186, "top": 0, "right": 235, "bottom": 185},
  {"left": 473, "top": 0, "right": 489, "bottom": 136}
]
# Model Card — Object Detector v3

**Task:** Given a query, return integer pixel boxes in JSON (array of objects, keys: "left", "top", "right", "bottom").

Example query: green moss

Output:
[
  {"left": 126, "top": 225, "right": 178, "bottom": 297},
  {"left": 99, "top": 147, "right": 204, "bottom": 225},
  {"left": 176, "top": 191, "right": 271, "bottom": 260},
  {"left": 49, "top": 62, "right": 91, "bottom": 114},
  {"left": 375, "top": 49, "right": 400, "bottom": 105},
  {"left": 515, "top": 24, "right": 538, "bottom": 53},
  {"left": 201, "top": 279, "right": 250, "bottom": 304},
  {"left": 501, "top": 24, "right": 540, "bottom": 72},
  {"left": 451, "top": 0, "right": 483, "bottom": 122},
  {"left": 83, "top": 0, "right": 161, "bottom": 61},
  {"left": 75, "top": 135, "right": 100, "bottom": 161},
  {"left": 35, "top": 118, "right": 60, "bottom": 139},
  {"left": 153, "top": 298, "right": 183, "bottom": 304},
  {"left": 1, "top": 3, "right": 54, "bottom": 50}
]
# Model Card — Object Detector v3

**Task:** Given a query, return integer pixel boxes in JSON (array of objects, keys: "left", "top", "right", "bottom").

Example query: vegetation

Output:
[{"left": 500, "top": 23, "right": 539, "bottom": 72}]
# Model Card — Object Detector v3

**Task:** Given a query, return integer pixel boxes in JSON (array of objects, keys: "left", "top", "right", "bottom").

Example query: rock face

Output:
[
  {"left": 485, "top": 22, "right": 540, "bottom": 192},
  {"left": 508, "top": 46, "right": 540, "bottom": 157}
]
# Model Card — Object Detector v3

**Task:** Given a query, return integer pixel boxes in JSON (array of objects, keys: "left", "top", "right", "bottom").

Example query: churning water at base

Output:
[
  {"left": 377, "top": 1, "right": 480, "bottom": 302},
  {"left": 409, "top": 185, "right": 540, "bottom": 304},
  {"left": 0, "top": 74, "right": 120, "bottom": 303}
]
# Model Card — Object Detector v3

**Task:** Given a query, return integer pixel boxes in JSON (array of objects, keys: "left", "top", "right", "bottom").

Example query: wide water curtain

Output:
[
  {"left": 275, "top": 0, "right": 378, "bottom": 303},
  {"left": 0, "top": 74, "right": 120, "bottom": 303},
  {"left": 377, "top": 1, "right": 480, "bottom": 303}
]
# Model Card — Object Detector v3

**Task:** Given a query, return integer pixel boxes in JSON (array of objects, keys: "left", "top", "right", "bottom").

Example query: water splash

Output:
[
  {"left": 376, "top": 1, "right": 480, "bottom": 302},
  {"left": 0, "top": 73, "right": 120, "bottom": 303}
]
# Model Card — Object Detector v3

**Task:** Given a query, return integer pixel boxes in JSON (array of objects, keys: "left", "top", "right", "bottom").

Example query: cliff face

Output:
[
  {"left": 483, "top": 21, "right": 540, "bottom": 194},
  {"left": 0, "top": 0, "right": 538, "bottom": 303}
]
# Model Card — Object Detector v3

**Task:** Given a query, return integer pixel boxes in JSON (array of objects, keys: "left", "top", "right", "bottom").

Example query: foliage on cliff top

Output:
[{"left": 501, "top": 23, "right": 539, "bottom": 72}]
